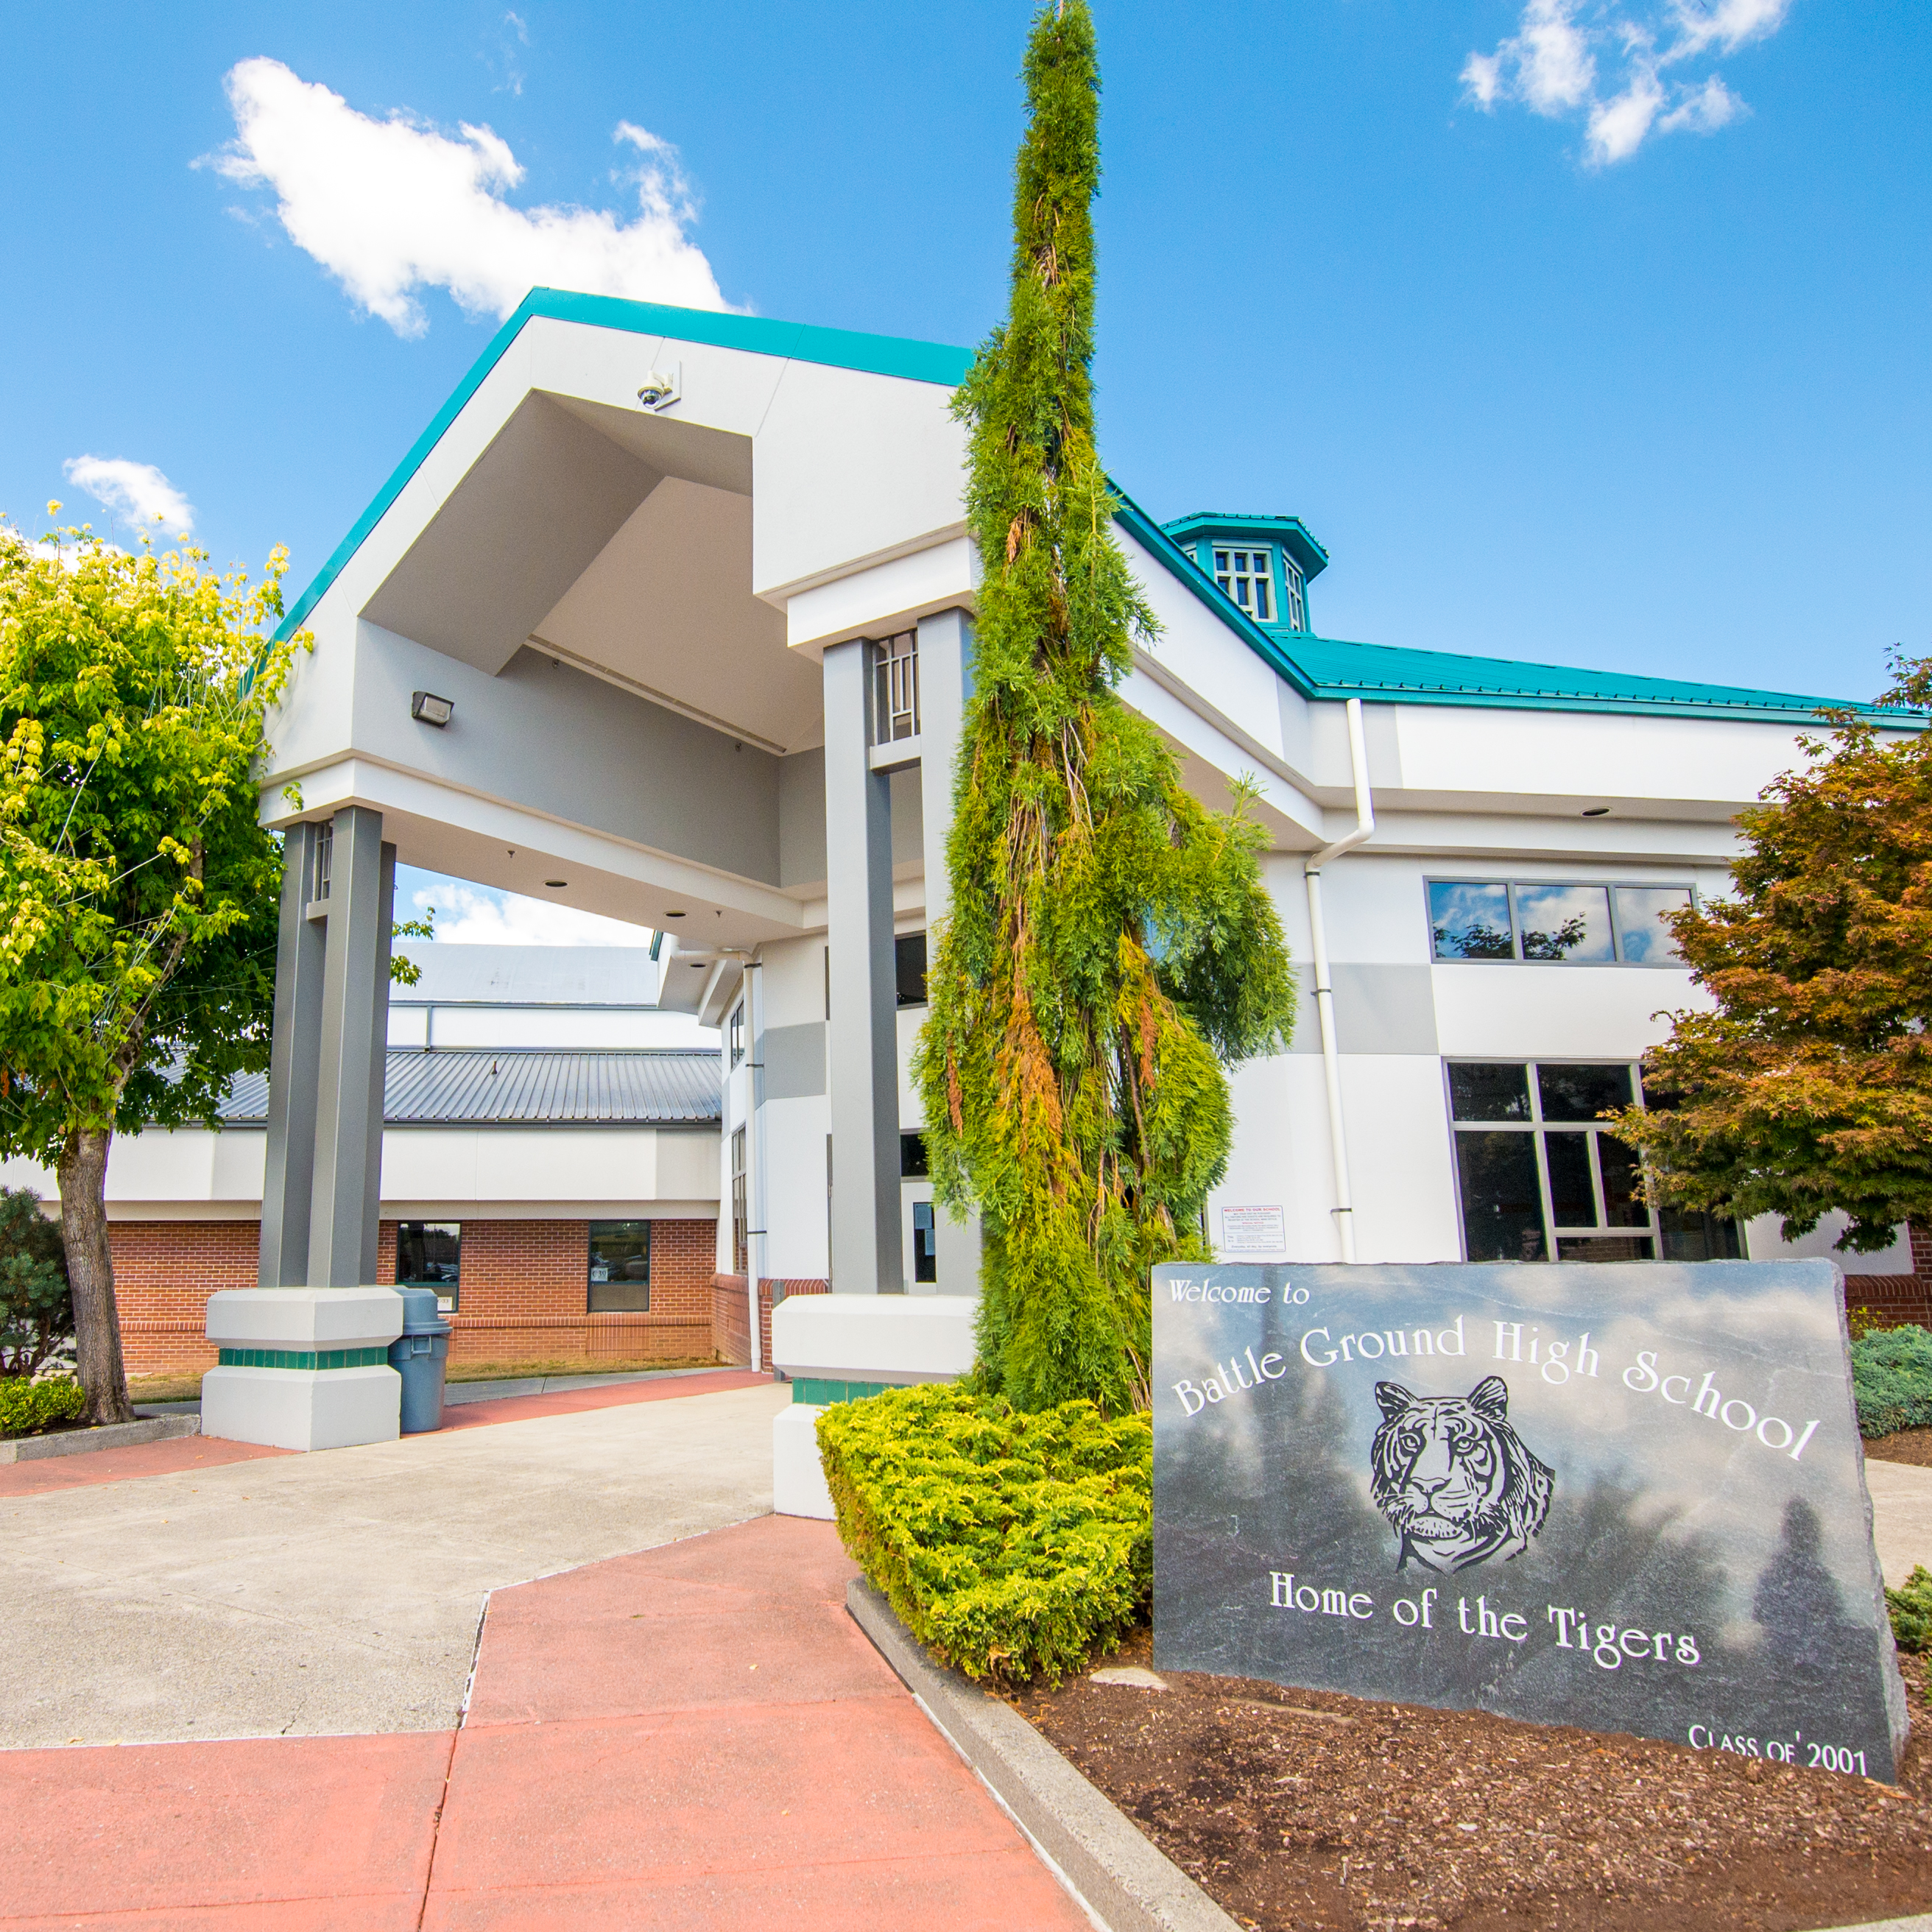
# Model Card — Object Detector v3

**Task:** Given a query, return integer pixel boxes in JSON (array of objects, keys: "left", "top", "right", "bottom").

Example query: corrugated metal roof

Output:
[{"left": 221, "top": 1049, "right": 720, "bottom": 1127}]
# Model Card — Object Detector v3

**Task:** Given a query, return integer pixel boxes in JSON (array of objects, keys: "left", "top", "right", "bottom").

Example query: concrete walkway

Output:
[
  {"left": 1866, "top": 1457, "right": 1932, "bottom": 1587},
  {"left": 0, "top": 1378, "right": 787, "bottom": 1748},
  {"left": 1, "top": 1514, "right": 1090, "bottom": 1929}
]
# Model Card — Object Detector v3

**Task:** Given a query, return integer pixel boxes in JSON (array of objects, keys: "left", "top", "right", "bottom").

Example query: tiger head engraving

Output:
[{"left": 1370, "top": 1375, "right": 1554, "bottom": 1573}]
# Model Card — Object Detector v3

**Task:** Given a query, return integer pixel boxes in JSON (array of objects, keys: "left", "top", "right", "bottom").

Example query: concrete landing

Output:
[
  {"left": 1865, "top": 1456, "right": 1932, "bottom": 1586},
  {"left": 0, "top": 1515, "right": 1090, "bottom": 1929},
  {"left": 0, "top": 1381, "right": 788, "bottom": 1748}
]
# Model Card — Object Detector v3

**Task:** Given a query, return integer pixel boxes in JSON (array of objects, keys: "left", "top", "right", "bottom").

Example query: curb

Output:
[
  {"left": 0, "top": 1414, "right": 200, "bottom": 1464},
  {"left": 845, "top": 1579, "right": 1239, "bottom": 1932}
]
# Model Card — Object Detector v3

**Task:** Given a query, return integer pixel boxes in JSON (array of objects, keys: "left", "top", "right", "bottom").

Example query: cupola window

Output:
[
  {"left": 1211, "top": 547, "right": 1274, "bottom": 624},
  {"left": 1282, "top": 557, "right": 1307, "bottom": 632}
]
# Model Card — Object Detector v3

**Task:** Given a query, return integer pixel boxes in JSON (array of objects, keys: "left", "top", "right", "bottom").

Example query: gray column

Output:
[
  {"left": 914, "top": 609, "right": 984, "bottom": 1297},
  {"left": 258, "top": 822, "right": 327, "bottom": 1288},
  {"left": 823, "top": 638, "right": 903, "bottom": 1294},
  {"left": 306, "top": 807, "right": 394, "bottom": 1287}
]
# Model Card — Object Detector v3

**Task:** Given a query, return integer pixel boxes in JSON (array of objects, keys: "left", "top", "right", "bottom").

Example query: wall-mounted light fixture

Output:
[
  {"left": 636, "top": 363, "right": 682, "bottom": 412},
  {"left": 411, "top": 691, "right": 454, "bottom": 727}
]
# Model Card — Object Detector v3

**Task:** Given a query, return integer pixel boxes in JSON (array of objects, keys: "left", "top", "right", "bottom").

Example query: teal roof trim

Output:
[
  {"left": 273, "top": 292, "right": 1917, "bottom": 731},
  {"left": 274, "top": 289, "right": 975, "bottom": 644}
]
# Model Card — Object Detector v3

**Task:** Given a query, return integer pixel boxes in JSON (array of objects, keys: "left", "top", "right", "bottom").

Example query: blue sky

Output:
[{"left": 3, "top": 1, "right": 1926, "bottom": 937}]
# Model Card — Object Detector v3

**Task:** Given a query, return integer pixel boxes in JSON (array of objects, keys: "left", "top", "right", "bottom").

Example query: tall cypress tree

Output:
[{"left": 916, "top": 0, "right": 1295, "bottom": 1417}]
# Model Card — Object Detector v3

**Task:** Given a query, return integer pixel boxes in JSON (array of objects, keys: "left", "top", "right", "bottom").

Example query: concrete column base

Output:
[
  {"left": 202, "top": 1286, "right": 406, "bottom": 1452},
  {"left": 773, "top": 1403, "right": 836, "bottom": 1520}
]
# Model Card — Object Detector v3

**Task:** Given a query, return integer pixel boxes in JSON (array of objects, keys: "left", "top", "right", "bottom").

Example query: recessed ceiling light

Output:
[
  {"left": 1582, "top": 807, "right": 1610, "bottom": 817},
  {"left": 545, "top": 879, "right": 566, "bottom": 888},
  {"left": 665, "top": 909, "right": 687, "bottom": 918}
]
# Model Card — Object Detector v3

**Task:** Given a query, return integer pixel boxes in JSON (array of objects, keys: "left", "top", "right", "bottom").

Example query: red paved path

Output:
[
  {"left": 0, "top": 1505, "right": 1087, "bottom": 1928},
  {"left": 0, "top": 1369, "right": 766, "bottom": 1498}
]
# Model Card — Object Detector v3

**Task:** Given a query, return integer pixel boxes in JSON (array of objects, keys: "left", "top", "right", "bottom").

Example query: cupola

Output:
[{"left": 1160, "top": 513, "right": 1328, "bottom": 636}]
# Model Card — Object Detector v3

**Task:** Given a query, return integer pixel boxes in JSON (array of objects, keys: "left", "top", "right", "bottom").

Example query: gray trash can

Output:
[{"left": 388, "top": 1287, "right": 452, "bottom": 1434}]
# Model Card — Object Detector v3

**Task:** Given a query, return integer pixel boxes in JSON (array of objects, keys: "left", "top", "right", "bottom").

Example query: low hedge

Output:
[
  {"left": 1850, "top": 1324, "right": 1932, "bottom": 1439},
  {"left": 0, "top": 1375, "right": 85, "bottom": 1438},
  {"left": 817, "top": 1382, "right": 1152, "bottom": 1684},
  {"left": 1889, "top": 1565, "right": 1932, "bottom": 1654}
]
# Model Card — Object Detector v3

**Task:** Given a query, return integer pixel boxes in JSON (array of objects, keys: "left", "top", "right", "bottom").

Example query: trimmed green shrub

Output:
[
  {"left": 1851, "top": 1324, "right": 1932, "bottom": 1439},
  {"left": 1889, "top": 1565, "right": 1932, "bottom": 1654},
  {"left": 0, "top": 1375, "right": 86, "bottom": 1438},
  {"left": 818, "top": 1382, "right": 1151, "bottom": 1683},
  {"left": 0, "top": 1186, "right": 71, "bottom": 1378}
]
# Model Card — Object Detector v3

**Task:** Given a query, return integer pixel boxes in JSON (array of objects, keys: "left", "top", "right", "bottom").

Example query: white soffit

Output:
[{"left": 533, "top": 476, "right": 819, "bottom": 757}]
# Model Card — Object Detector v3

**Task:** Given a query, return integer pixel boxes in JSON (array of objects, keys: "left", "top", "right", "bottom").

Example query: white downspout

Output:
[
  {"left": 1303, "top": 697, "right": 1375, "bottom": 1264},
  {"left": 743, "top": 955, "right": 766, "bottom": 1375}
]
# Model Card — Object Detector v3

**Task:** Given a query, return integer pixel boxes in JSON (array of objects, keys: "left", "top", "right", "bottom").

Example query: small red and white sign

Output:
[{"left": 1220, "top": 1205, "right": 1286, "bottom": 1253}]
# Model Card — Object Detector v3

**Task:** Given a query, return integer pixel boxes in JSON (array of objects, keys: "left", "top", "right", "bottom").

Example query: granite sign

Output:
[{"left": 1152, "top": 1261, "right": 1909, "bottom": 1779}]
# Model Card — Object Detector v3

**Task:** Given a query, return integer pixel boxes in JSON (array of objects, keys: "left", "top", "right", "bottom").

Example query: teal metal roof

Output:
[{"left": 276, "top": 292, "right": 1914, "bottom": 729}]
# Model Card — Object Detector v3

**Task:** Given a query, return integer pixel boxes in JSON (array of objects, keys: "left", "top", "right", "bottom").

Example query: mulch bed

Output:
[
  {"left": 1866, "top": 1429, "right": 1932, "bottom": 1470},
  {"left": 1010, "top": 1629, "right": 1931, "bottom": 1932}
]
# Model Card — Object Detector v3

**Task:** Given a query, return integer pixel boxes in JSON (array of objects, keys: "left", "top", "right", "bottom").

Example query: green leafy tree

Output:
[
  {"left": 1612, "top": 656, "right": 1932, "bottom": 1250},
  {"left": 915, "top": 1, "right": 1295, "bottom": 1417},
  {"left": 0, "top": 514, "right": 300, "bottom": 1424},
  {"left": 0, "top": 1184, "right": 71, "bottom": 1378}
]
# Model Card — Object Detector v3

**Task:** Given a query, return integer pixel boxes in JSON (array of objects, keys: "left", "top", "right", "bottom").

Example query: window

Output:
[
  {"left": 729, "top": 1001, "right": 745, "bottom": 1068},
  {"left": 1282, "top": 557, "right": 1307, "bottom": 632},
  {"left": 900, "top": 1132, "right": 929, "bottom": 1177},
  {"left": 1428, "top": 881, "right": 1693, "bottom": 965},
  {"left": 730, "top": 1127, "right": 748, "bottom": 1275},
  {"left": 1447, "top": 1060, "right": 1741, "bottom": 1264},
  {"left": 895, "top": 932, "right": 928, "bottom": 1007},
  {"left": 871, "top": 630, "right": 920, "bottom": 744},
  {"left": 1211, "top": 546, "right": 1273, "bottom": 624},
  {"left": 396, "top": 1221, "right": 460, "bottom": 1313},
  {"left": 311, "top": 821, "right": 333, "bottom": 903},
  {"left": 912, "top": 1201, "right": 938, "bottom": 1283},
  {"left": 588, "top": 1221, "right": 651, "bottom": 1312}
]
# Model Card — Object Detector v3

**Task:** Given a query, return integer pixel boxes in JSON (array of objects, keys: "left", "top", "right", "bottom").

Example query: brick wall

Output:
[
  {"left": 112, "top": 1216, "right": 722, "bottom": 1375},
  {"left": 113, "top": 1221, "right": 258, "bottom": 1374},
  {"left": 712, "top": 1275, "right": 830, "bottom": 1369},
  {"left": 1844, "top": 1224, "right": 1932, "bottom": 1329}
]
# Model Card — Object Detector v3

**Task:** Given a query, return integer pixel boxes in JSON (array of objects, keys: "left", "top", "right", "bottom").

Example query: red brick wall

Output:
[
  {"left": 112, "top": 1216, "right": 722, "bottom": 1375},
  {"left": 712, "top": 1275, "right": 829, "bottom": 1369},
  {"left": 1846, "top": 1224, "right": 1932, "bottom": 1329},
  {"left": 113, "top": 1221, "right": 258, "bottom": 1374}
]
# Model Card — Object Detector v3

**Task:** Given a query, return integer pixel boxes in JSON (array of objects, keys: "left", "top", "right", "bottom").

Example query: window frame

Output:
[
  {"left": 1209, "top": 544, "right": 1275, "bottom": 625},
  {"left": 1423, "top": 877, "right": 1698, "bottom": 968},
  {"left": 587, "top": 1219, "right": 652, "bottom": 1314},
  {"left": 730, "top": 1126, "right": 748, "bottom": 1276},
  {"left": 728, "top": 1000, "right": 745, "bottom": 1069},
  {"left": 395, "top": 1219, "right": 461, "bottom": 1313},
  {"left": 1280, "top": 556, "right": 1307, "bottom": 632},
  {"left": 1442, "top": 1057, "right": 1739, "bottom": 1265}
]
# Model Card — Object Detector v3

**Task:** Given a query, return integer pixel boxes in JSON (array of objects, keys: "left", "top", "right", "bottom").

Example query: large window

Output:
[
  {"left": 397, "top": 1221, "right": 460, "bottom": 1313},
  {"left": 1211, "top": 546, "right": 1274, "bottom": 623},
  {"left": 729, "top": 1000, "right": 745, "bottom": 1068},
  {"left": 1448, "top": 1060, "right": 1741, "bottom": 1265},
  {"left": 1428, "top": 880, "right": 1692, "bottom": 965},
  {"left": 588, "top": 1221, "right": 650, "bottom": 1312}
]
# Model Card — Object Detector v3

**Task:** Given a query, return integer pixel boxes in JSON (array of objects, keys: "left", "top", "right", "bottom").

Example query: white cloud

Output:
[
  {"left": 1462, "top": 0, "right": 1784, "bottom": 165},
  {"left": 208, "top": 57, "right": 726, "bottom": 337},
  {"left": 60, "top": 456, "right": 194, "bottom": 536},
  {"left": 406, "top": 875, "right": 655, "bottom": 948}
]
